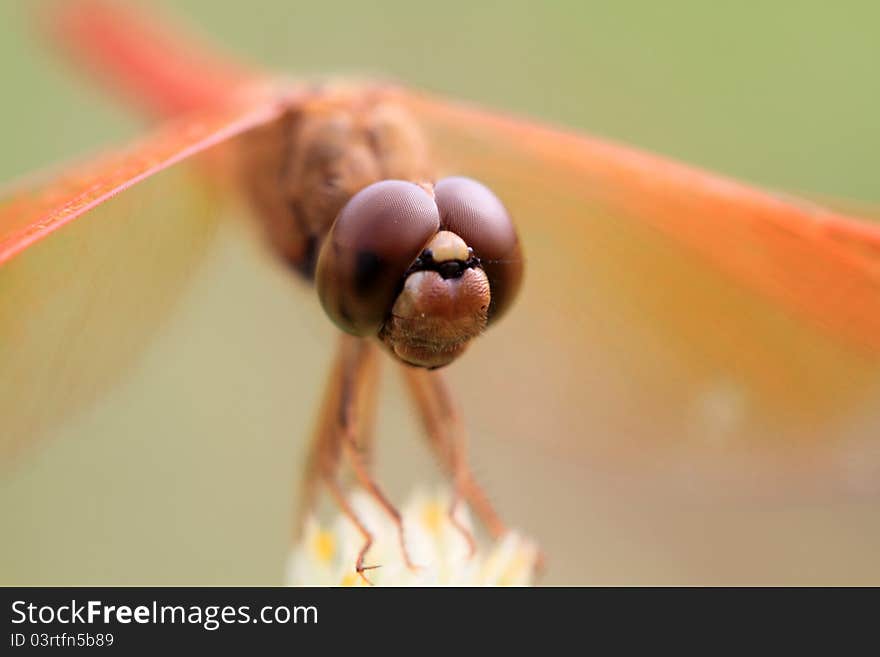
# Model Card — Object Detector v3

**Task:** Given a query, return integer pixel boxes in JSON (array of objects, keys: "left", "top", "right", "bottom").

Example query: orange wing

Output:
[
  {"left": 0, "top": 90, "right": 294, "bottom": 461},
  {"left": 395, "top": 89, "right": 880, "bottom": 355},
  {"left": 0, "top": 95, "right": 284, "bottom": 265},
  {"left": 386, "top": 87, "right": 880, "bottom": 495},
  {"left": 43, "top": 0, "right": 262, "bottom": 118}
]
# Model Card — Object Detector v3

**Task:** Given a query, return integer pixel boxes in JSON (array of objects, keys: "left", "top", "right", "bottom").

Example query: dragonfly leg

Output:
[
  {"left": 296, "top": 334, "right": 417, "bottom": 575},
  {"left": 323, "top": 475, "right": 379, "bottom": 585},
  {"left": 400, "top": 366, "right": 508, "bottom": 550},
  {"left": 342, "top": 438, "right": 420, "bottom": 571},
  {"left": 335, "top": 339, "right": 419, "bottom": 572},
  {"left": 292, "top": 336, "right": 352, "bottom": 543}
]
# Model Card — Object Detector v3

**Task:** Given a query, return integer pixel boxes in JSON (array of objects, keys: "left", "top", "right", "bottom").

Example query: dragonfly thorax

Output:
[{"left": 239, "top": 88, "right": 432, "bottom": 278}]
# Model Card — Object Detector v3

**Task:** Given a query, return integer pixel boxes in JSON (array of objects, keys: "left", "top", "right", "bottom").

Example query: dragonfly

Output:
[{"left": 2, "top": 1, "right": 880, "bottom": 581}]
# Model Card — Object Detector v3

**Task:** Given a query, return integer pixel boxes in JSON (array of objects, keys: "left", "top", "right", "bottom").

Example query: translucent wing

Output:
[
  {"left": 0, "top": 96, "right": 287, "bottom": 459},
  {"left": 393, "top": 88, "right": 880, "bottom": 497},
  {"left": 0, "top": 98, "right": 283, "bottom": 264}
]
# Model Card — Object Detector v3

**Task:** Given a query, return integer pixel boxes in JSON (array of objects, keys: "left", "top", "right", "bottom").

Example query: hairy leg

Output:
[
  {"left": 400, "top": 366, "right": 508, "bottom": 545},
  {"left": 295, "top": 334, "right": 415, "bottom": 576},
  {"left": 323, "top": 475, "right": 379, "bottom": 584}
]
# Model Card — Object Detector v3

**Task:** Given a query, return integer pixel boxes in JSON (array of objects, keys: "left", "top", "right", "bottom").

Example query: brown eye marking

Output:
[
  {"left": 316, "top": 180, "right": 440, "bottom": 336},
  {"left": 354, "top": 250, "right": 383, "bottom": 294},
  {"left": 434, "top": 176, "right": 523, "bottom": 323}
]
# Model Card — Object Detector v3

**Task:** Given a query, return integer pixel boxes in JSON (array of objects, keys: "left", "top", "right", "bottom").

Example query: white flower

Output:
[{"left": 286, "top": 489, "right": 539, "bottom": 586}]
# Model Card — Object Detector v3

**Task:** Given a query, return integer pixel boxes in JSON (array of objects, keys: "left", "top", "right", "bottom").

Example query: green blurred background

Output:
[{"left": 1, "top": 1, "right": 879, "bottom": 585}]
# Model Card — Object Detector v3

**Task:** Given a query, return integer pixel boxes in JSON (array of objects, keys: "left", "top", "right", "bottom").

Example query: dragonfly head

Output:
[{"left": 315, "top": 177, "right": 523, "bottom": 368}]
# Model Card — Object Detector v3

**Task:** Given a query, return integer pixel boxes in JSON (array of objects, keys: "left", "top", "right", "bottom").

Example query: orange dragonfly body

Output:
[{"left": 2, "top": 1, "right": 880, "bottom": 582}]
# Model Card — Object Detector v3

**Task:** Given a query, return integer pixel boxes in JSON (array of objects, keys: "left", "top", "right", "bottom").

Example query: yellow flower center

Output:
[
  {"left": 421, "top": 500, "right": 445, "bottom": 535},
  {"left": 310, "top": 528, "right": 336, "bottom": 564}
]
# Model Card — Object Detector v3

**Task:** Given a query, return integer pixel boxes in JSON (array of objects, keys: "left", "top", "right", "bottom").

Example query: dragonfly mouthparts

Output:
[{"left": 407, "top": 248, "right": 482, "bottom": 280}]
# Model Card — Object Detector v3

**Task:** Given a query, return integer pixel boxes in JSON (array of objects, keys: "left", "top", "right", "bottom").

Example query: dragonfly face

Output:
[
  {"left": 243, "top": 88, "right": 523, "bottom": 368},
  {"left": 319, "top": 177, "right": 521, "bottom": 368}
]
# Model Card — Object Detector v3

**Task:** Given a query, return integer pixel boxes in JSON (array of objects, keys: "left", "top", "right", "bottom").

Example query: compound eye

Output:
[
  {"left": 316, "top": 180, "right": 440, "bottom": 335},
  {"left": 435, "top": 176, "right": 523, "bottom": 322}
]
